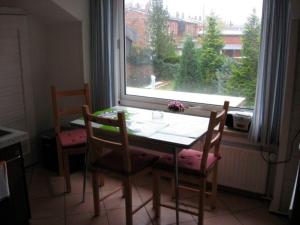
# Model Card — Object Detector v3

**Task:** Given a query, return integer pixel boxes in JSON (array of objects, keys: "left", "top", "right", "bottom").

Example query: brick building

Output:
[
  {"left": 125, "top": 7, "right": 201, "bottom": 47},
  {"left": 125, "top": 6, "right": 243, "bottom": 58},
  {"left": 221, "top": 29, "right": 243, "bottom": 57}
]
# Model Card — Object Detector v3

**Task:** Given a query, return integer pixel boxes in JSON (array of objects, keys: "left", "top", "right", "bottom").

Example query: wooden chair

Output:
[
  {"left": 82, "top": 105, "right": 159, "bottom": 225},
  {"left": 51, "top": 84, "right": 91, "bottom": 193},
  {"left": 152, "top": 101, "right": 229, "bottom": 225}
]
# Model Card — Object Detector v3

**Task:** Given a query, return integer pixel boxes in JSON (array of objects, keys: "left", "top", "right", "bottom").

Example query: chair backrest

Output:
[
  {"left": 51, "top": 83, "right": 91, "bottom": 134},
  {"left": 200, "top": 101, "right": 229, "bottom": 173},
  {"left": 82, "top": 105, "right": 132, "bottom": 173}
]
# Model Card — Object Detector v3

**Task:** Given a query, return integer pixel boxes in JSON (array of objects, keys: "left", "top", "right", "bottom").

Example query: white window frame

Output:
[{"left": 114, "top": 0, "right": 253, "bottom": 116}]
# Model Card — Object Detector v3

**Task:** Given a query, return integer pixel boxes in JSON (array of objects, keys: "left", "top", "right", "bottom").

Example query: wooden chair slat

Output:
[
  {"left": 86, "top": 113, "right": 121, "bottom": 127},
  {"left": 59, "top": 107, "right": 82, "bottom": 116},
  {"left": 210, "top": 132, "right": 221, "bottom": 148},
  {"left": 56, "top": 89, "right": 85, "bottom": 97}
]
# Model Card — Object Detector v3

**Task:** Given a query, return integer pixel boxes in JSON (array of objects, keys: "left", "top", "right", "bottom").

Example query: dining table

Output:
[{"left": 71, "top": 106, "right": 209, "bottom": 225}]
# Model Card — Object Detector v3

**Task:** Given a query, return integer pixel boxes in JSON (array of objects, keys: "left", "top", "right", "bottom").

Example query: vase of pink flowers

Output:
[{"left": 167, "top": 100, "right": 185, "bottom": 112}]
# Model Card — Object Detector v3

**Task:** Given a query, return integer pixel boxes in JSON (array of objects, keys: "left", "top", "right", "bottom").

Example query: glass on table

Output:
[{"left": 152, "top": 110, "right": 164, "bottom": 120}]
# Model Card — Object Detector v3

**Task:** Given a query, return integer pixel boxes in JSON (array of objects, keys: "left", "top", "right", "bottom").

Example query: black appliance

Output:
[{"left": 0, "top": 143, "right": 31, "bottom": 225}]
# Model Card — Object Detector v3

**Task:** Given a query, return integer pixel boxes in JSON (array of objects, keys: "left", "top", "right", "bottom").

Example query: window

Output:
[{"left": 120, "top": 0, "right": 263, "bottom": 110}]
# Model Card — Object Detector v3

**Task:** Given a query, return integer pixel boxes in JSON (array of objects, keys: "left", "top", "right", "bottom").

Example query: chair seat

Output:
[
  {"left": 154, "top": 149, "right": 221, "bottom": 176},
  {"left": 91, "top": 148, "right": 159, "bottom": 175},
  {"left": 59, "top": 128, "right": 87, "bottom": 147}
]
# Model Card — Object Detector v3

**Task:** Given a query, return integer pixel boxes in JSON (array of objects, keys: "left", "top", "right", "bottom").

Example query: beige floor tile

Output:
[
  {"left": 107, "top": 207, "right": 152, "bottom": 225},
  {"left": 102, "top": 186, "right": 142, "bottom": 210},
  {"left": 234, "top": 207, "right": 289, "bottom": 225},
  {"left": 29, "top": 176, "right": 66, "bottom": 199},
  {"left": 65, "top": 192, "right": 105, "bottom": 216},
  {"left": 69, "top": 172, "right": 93, "bottom": 194},
  {"left": 66, "top": 212, "right": 109, "bottom": 225},
  {"left": 133, "top": 172, "right": 153, "bottom": 187},
  {"left": 136, "top": 185, "right": 153, "bottom": 202},
  {"left": 186, "top": 199, "right": 231, "bottom": 221},
  {"left": 169, "top": 221, "right": 197, "bottom": 225},
  {"left": 100, "top": 174, "right": 123, "bottom": 192},
  {"left": 203, "top": 214, "right": 242, "bottom": 225},
  {"left": 31, "top": 165, "right": 57, "bottom": 181},
  {"left": 218, "top": 192, "right": 265, "bottom": 212},
  {"left": 30, "top": 196, "right": 65, "bottom": 219},
  {"left": 30, "top": 217, "right": 65, "bottom": 225},
  {"left": 147, "top": 204, "right": 195, "bottom": 225}
]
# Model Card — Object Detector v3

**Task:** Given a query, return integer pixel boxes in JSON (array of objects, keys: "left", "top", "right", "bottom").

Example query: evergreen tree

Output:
[
  {"left": 147, "top": 0, "right": 177, "bottom": 80},
  {"left": 216, "top": 56, "right": 236, "bottom": 94},
  {"left": 226, "top": 11, "right": 260, "bottom": 106},
  {"left": 199, "top": 15, "right": 224, "bottom": 90},
  {"left": 175, "top": 37, "right": 200, "bottom": 90}
]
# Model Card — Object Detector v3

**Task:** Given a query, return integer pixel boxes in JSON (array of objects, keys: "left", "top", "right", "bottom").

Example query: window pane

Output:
[{"left": 124, "top": 0, "right": 263, "bottom": 109}]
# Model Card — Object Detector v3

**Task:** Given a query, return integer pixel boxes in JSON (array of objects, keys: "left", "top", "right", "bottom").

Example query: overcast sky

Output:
[{"left": 126, "top": 0, "right": 263, "bottom": 26}]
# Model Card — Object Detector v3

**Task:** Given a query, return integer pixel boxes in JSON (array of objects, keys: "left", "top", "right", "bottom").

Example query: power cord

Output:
[{"left": 260, "top": 129, "right": 300, "bottom": 165}]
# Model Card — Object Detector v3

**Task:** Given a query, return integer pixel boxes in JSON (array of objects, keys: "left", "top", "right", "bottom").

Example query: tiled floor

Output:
[{"left": 26, "top": 165, "right": 288, "bottom": 225}]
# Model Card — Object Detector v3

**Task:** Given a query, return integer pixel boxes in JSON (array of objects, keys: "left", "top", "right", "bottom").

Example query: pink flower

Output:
[{"left": 167, "top": 101, "right": 185, "bottom": 112}]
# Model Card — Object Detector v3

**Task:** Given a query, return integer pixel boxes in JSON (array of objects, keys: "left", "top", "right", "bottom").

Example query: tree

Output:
[
  {"left": 175, "top": 37, "right": 200, "bottom": 91},
  {"left": 216, "top": 56, "right": 236, "bottom": 94},
  {"left": 226, "top": 11, "right": 260, "bottom": 106},
  {"left": 199, "top": 15, "right": 224, "bottom": 90},
  {"left": 147, "top": 0, "right": 177, "bottom": 80}
]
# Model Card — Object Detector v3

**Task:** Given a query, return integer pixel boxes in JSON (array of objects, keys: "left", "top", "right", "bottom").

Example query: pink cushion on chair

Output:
[
  {"left": 154, "top": 149, "right": 221, "bottom": 176},
  {"left": 59, "top": 128, "right": 87, "bottom": 147},
  {"left": 91, "top": 148, "right": 159, "bottom": 175}
]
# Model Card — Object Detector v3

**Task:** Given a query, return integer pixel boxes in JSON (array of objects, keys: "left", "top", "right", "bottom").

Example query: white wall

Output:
[
  {"left": 51, "top": 0, "right": 90, "bottom": 83},
  {"left": 0, "top": 0, "right": 90, "bottom": 163},
  {"left": 46, "top": 22, "right": 84, "bottom": 89},
  {"left": 27, "top": 16, "right": 50, "bottom": 134}
]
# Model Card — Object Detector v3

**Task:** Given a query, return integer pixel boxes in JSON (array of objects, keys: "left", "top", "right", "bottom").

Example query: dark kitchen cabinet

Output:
[{"left": 0, "top": 143, "right": 31, "bottom": 225}]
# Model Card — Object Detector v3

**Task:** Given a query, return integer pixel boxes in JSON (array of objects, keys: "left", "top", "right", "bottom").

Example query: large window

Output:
[{"left": 122, "top": 0, "right": 263, "bottom": 109}]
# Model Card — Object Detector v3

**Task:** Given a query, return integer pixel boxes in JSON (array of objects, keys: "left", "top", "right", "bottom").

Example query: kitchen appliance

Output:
[
  {"left": 225, "top": 111, "right": 253, "bottom": 132},
  {"left": 0, "top": 141, "right": 30, "bottom": 225}
]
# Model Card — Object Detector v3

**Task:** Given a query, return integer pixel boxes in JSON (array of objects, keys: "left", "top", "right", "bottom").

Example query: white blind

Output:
[{"left": 0, "top": 29, "right": 27, "bottom": 131}]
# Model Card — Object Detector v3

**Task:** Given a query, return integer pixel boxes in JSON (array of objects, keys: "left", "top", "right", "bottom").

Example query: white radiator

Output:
[{"left": 216, "top": 144, "right": 268, "bottom": 194}]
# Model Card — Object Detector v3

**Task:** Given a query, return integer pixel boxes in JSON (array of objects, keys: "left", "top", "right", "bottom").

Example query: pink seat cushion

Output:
[
  {"left": 59, "top": 128, "right": 87, "bottom": 147},
  {"left": 154, "top": 149, "right": 221, "bottom": 176},
  {"left": 91, "top": 148, "right": 159, "bottom": 175}
]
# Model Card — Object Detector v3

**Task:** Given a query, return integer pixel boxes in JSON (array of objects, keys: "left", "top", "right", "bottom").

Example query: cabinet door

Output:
[
  {"left": 0, "top": 144, "right": 31, "bottom": 225},
  {"left": 7, "top": 155, "right": 30, "bottom": 225}
]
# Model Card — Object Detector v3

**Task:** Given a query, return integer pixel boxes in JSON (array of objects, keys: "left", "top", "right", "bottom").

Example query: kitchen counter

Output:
[{"left": 0, "top": 126, "right": 28, "bottom": 149}]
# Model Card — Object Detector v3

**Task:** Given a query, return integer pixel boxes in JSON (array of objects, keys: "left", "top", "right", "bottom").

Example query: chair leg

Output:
[
  {"left": 198, "top": 178, "right": 206, "bottom": 225},
  {"left": 171, "top": 178, "right": 175, "bottom": 200},
  {"left": 82, "top": 150, "right": 88, "bottom": 202},
  {"left": 124, "top": 177, "right": 133, "bottom": 225},
  {"left": 57, "top": 143, "right": 64, "bottom": 176},
  {"left": 98, "top": 174, "right": 105, "bottom": 187},
  {"left": 211, "top": 164, "right": 218, "bottom": 210},
  {"left": 63, "top": 152, "right": 71, "bottom": 193},
  {"left": 122, "top": 180, "right": 125, "bottom": 198},
  {"left": 153, "top": 171, "right": 161, "bottom": 218},
  {"left": 92, "top": 171, "right": 100, "bottom": 216}
]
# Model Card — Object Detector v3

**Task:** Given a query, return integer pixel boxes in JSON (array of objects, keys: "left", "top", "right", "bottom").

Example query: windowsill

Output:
[
  {"left": 224, "top": 127, "right": 249, "bottom": 138},
  {"left": 126, "top": 87, "right": 246, "bottom": 107},
  {"left": 222, "top": 127, "right": 260, "bottom": 149}
]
